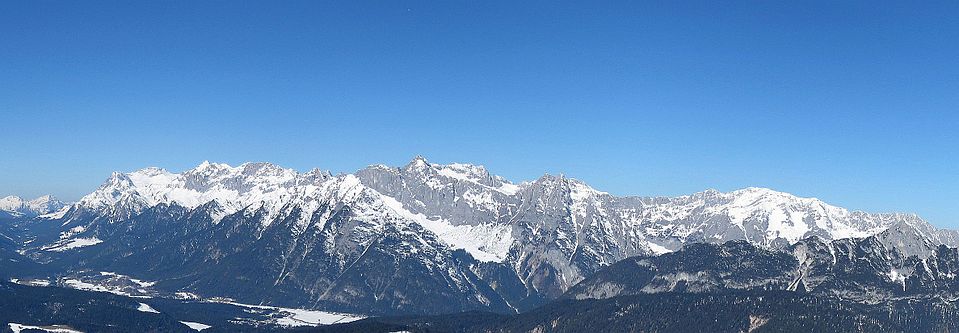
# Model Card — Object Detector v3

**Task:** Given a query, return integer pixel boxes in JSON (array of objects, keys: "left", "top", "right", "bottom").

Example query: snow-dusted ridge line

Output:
[
  {"left": 63, "top": 159, "right": 531, "bottom": 262},
  {"left": 72, "top": 158, "right": 919, "bottom": 223},
  {"left": 58, "top": 157, "right": 955, "bottom": 265}
]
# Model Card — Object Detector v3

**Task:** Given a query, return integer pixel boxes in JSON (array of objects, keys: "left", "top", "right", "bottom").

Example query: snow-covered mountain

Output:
[
  {"left": 23, "top": 157, "right": 959, "bottom": 314},
  {"left": 0, "top": 195, "right": 66, "bottom": 218},
  {"left": 356, "top": 157, "right": 957, "bottom": 297}
]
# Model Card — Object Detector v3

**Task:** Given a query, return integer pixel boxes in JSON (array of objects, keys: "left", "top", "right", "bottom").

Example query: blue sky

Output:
[{"left": 1, "top": 1, "right": 957, "bottom": 227}]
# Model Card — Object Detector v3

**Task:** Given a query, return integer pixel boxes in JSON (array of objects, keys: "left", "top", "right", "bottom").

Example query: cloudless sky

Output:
[{"left": 1, "top": 1, "right": 957, "bottom": 227}]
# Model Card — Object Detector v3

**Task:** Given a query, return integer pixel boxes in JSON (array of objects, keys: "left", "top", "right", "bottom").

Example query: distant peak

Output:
[
  {"left": 104, "top": 171, "right": 134, "bottom": 185},
  {"left": 404, "top": 155, "right": 432, "bottom": 170},
  {"left": 194, "top": 160, "right": 233, "bottom": 171},
  {"left": 305, "top": 168, "right": 333, "bottom": 177},
  {"left": 732, "top": 187, "right": 782, "bottom": 194},
  {"left": 440, "top": 162, "right": 490, "bottom": 177},
  {"left": 1, "top": 193, "right": 66, "bottom": 215},
  {"left": 133, "top": 167, "right": 170, "bottom": 177},
  {"left": 239, "top": 162, "right": 288, "bottom": 175},
  {"left": 730, "top": 187, "right": 826, "bottom": 203},
  {"left": 411, "top": 155, "right": 429, "bottom": 164},
  {"left": 0, "top": 196, "right": 25, "bottom": 210},
  {"left": 240, "top": 161, "right": 278, "bottom": 168},
  {"left": 537, "top": 173, "right": 566, "bottom": 182},
  {"left": 1, "top": 195, "right": 62, "bottom": 204},
  {"left": 28, "top": 195, "right": 60, "bottom": 203}
]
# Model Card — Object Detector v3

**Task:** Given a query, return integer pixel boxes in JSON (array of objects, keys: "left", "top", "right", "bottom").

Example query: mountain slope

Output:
[
  {"left": 317, "top": 291, "right": 959, "bottom": 333},
  {"left": 42, "top": 174, "right": 514, "bottom": 315},
  {"left": 563, "top": 234, "right": 959, "bottom": 303}
]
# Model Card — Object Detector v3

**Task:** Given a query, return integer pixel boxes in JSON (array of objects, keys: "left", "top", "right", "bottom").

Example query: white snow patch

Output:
[
  {"left": 179, "top": 321, "right": 211, "bottom": 331},
  {"left": 137, "top": 302, "right": 160, "bottom": 313},
  {"left": 497, "top": 182, "right": 521, "bottom": 195},
  {"left": 379, "top": 194, "right": 513, "bottom": 262},
  {"left": 175, "top": 291, "right": 202, "bottom": 300},
  {"left": 62, "top": 279, "right": 110, "bottom": 293},
  {"left": 8, "top": 323, "right": 82, "bottom": 333},
  {"left": 219, "top": 301, "right": 364, "bottom": 327},
  {"left": 9, "top": 278, "right": 50, "bottom": 287},
  {"left": 766, "top": 208, "right": 810, "bottom": 243},
  {"left": 131, "top": 278, "right": 156, "bottom": 288},
  {"left": 462, "top": 189, "right": 497, "bottom": 211},
  {"left": 60, "top": 278, "right": 149, "bottom": 298},
  {"left": 436, "top": 163, "right": 521, "bottom": 195},
  {"left": 42, "top": 237, "right": 102, "bottom": 252},
  {"left": 60, "top": 226, "right": 87, "bottom": 240},
  {"left": 647, "top": 242, "right": 671, "bottom": 255},
  {"left": 98, "top": 272, "right": 157, "bottom": 288},
  {"left": 888, "top": 269, "right": 907, "bottom": 291},
  {"left": 274, "top": 308, "right": 362, "bottom": 327}
]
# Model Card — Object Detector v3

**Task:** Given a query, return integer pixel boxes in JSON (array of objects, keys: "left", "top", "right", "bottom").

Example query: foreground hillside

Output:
[
  {"left": 316, "top": 291, "right": 959, "bottom": 333},
  {"left": 0, "top": 280, "right": 364, "bottom": 333}
]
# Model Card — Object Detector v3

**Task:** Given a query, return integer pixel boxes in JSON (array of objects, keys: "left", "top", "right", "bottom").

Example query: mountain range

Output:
[
  {"left": 2, "top": 156, "right": 957, "bottom": 331},
  {"left": 0, "top": 195, "right": 66, "bottom": 218}
]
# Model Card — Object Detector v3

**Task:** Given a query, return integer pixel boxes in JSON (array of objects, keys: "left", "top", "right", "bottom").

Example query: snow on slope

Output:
[
  {"left": 638, "top": 187, "right": 903, "bottom": 245},
  {"left": 379, "top": 193, "right": 513, "bottom": 262},
  {"left": 179, "top": 321, "right": 211, "bottom": 331},
  {"left": 137, "top": 302, "right": 160, "bottom": 313},
  {"left": 65, "top": 160, "right": 524, "bottom": 263},
  {"left": 41, "top": 237, "right": 103, "bottom": 252},
  {"left": 436, "top": 162, "right": 521, "bottom": 195},
  {"left": 218, "top": 301, "right": 364, "bottom": 327},
  {"left": 76, "top": 162, "right": 310, "bottom": 216}
]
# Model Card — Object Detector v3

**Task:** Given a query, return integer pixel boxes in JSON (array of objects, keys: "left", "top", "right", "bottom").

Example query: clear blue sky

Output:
[{"left": 1, "top": 1, "right": 956, "bottom": 227}]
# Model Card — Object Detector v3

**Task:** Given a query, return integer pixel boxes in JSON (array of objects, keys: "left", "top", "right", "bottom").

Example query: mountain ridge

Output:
[
  {"left": 66, "top": 158, "right": 949, "bottom": 235},
  {"left": 14, "top": 156, "right": 958, "bottom": 315}
]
